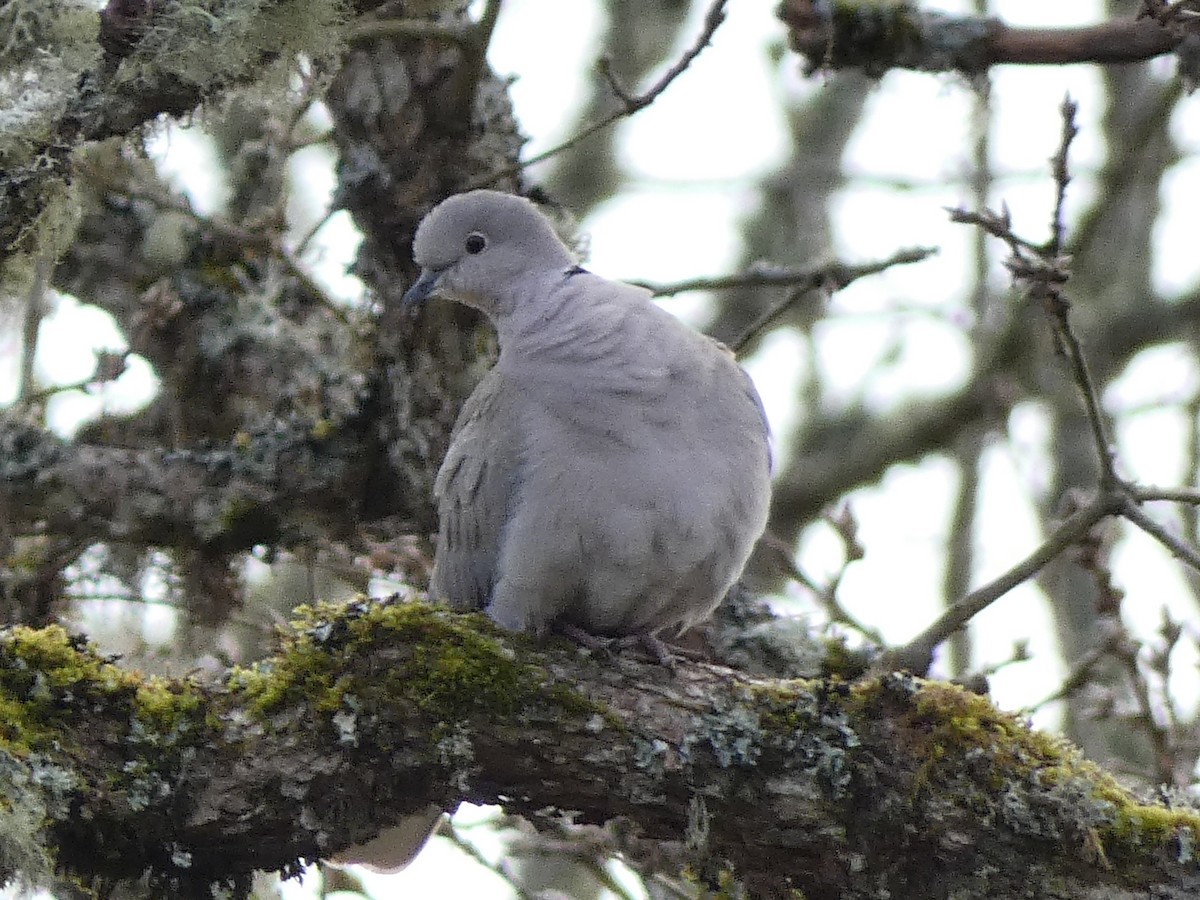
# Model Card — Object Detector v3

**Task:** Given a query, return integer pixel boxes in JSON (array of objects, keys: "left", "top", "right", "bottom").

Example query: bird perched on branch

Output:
[
  {"left": 405, "top": 189, "right": 772, "bottom": 641},
  {"left": 335, "top": 189, "right": 771, "bottom": 874}
]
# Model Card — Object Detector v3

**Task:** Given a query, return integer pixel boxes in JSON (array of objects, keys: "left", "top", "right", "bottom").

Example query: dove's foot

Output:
[{"left": 558, "top": 625, "right": 700, "bottom": 671}]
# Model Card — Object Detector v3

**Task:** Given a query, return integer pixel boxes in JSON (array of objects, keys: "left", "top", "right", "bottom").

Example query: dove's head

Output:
[{"left": 404, "top": 190, "right": 575, "bottom": 318}]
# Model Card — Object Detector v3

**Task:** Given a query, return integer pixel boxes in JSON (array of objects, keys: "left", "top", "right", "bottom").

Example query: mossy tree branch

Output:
[{"left": 0, "top": 597, "right": 1198, "bottom": 900}]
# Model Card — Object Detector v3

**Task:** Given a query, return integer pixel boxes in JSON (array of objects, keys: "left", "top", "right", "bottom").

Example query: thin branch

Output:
[
  {"left": 1047, "top": 95, "right": 1078, "bottom": 256},
  {"left": 635, "top": 248, "right": 935, "bottom": 298},
  {"left": 649, "top": 873, "right": 700, "bottom": 899},
  {"left": 1038, "top": 97, "right": 1119, "bottom": 487},
  {"left": 726, "top": 248, "right": 936, "bottom": 355},
  {"left": 1025, "top": 640, "right": 1115, "bottom": 713},
  {"left": 510, "top": 820, "right": 640, "bottom": 900},
  {"left": 1121, "top": 496, "right": 1200, "bottom": 572},
  {"left": 916, "top": 98, "right": 1200, "bottom": 680},
  {"left": 758, "top": 526, "right": 886, "bottom": 646},
  {"left": 1110, "top": 625, "right": 1179, "bottom": 786},
  {"left": 292, "top": 206, "right": 337, "bottom": 260},
  {"left": 439, "top": 820, "right": 539, "bottom": 900},
  {"left": 20, "top": 376, "right": 105, "bottom": 407},
  {"left": 1132, "top": 485, "right": 1200, "bottom": 505},
  {"left": 883, "top": 494, "right": 1119, "bottom": 673},
  {"left": 1050, "top": 294, "right": 1119, "bottom": 486},
  {"left": 468, "top": 0, "right": 729, "bottom": 188}
]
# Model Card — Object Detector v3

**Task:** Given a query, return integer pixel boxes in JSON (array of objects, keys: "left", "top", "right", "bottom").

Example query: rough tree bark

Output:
[{"left": 1, "top": 598, "right": 1198, "bottom": 900}]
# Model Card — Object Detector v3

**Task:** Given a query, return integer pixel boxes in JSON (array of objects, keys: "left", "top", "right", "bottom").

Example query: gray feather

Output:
[{"left": 430, "top": 367, "right": 523, "bottom": 610}]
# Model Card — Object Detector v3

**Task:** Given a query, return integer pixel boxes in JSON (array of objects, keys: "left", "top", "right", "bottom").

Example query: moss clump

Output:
[
  {"left": 1098, "top": 788, "right": 1200, "bottom": 865},
  {"left": 0, "top": 624, "right": 212, "bottom": 758},
  {"left": 853, "top": 673, "right": 1200, "bottom": 868},
  {"left": 229, "top": 598, "right": 547, "bottom": 723},
  {"left": 0, "top": 625, "right": 138, "bottom": 755}
]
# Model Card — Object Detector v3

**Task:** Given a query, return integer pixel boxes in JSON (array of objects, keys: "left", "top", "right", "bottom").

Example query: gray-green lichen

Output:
[{"left": 116, "top": 0, "right": 348, "bottom": 93}]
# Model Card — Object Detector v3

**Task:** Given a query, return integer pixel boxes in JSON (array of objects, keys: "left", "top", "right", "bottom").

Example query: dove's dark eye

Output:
[{"left": 465, "top": 233, "right": 487, "bottom": 254}]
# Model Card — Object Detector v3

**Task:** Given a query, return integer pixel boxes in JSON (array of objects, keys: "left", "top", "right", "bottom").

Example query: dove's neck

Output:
[
  {"left": 494, "top": 268, "right": 661, "bottom": 398},
  {"left": 492, "top": 267, "right": 607, "bottom": 352}
]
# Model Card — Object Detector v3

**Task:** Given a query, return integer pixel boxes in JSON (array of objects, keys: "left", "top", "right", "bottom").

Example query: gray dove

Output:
[
  {"left": 405, "top": 189, "right": 772, "bottom": 639},
  {"left": 333, "top": 190, "right": 771, "bottom": 874}
]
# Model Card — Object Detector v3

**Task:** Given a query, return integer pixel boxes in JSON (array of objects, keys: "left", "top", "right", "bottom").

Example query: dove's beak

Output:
[{"left": 403, "top": 268, "right": 442, "bottom": 307}]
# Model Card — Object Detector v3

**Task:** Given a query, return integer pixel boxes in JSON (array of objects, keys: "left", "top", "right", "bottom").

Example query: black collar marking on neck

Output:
[{"left": 563, "top": 264, "right": 589, "bottom": 278}]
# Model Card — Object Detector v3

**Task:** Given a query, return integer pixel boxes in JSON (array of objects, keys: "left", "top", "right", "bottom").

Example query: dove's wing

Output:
[{"left": 429, "top": 367, "right": 524, "bottom": 611}]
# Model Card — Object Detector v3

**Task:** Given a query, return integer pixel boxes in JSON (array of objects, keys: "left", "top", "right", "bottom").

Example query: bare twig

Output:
[
  {"left": 1047, "top": 96, "right": 1078, "bottom": 256},
  {"left": 509, "top": 823, "right": 640, "bottom": 900},
  {"left": 759, "top": 520, "right": 886, "bottom": 646},
  {"left": 292, "top": 205, "right": 337, "bottom": 259},
  {"left": 1025, "top": 641, "right": 1114, "bottom": 712},
  {"left": 1121, "top": 496, "right": 1200, "bottom": 572},
  {"left": 1109, "top": 626, "right": 1179, "bottom": 786},
  {"left": 649, "top": 872, "right": 701, "bottom": 899},
  {"left": 725, "top": 248, "right": 936, "bottom": 355},
  {"left": 1132, "top": 485, "right": 1200, "bottom": 505},
  {"left": 1050, "top": 292, "right": 1119, "bottom": 485},
  {"left": 883, "top": 494, "right": 1119, "bottom": 673},
  {"left": 634, "top": 248, "right": 935, "bottom": 297},
  {"left": 899, "top": 98, "right": 1200, "bottom": 676},
  {"left": 1034, "top": 98, "right": 1119, "bottom": 488},
  {"left": 469, "top": 0, "right": 729, "bottom": 187}
]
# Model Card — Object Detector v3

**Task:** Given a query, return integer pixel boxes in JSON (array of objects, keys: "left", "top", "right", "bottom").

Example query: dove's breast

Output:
[{"left": 485, "top": 302, "right": 771, "bottom": 635}]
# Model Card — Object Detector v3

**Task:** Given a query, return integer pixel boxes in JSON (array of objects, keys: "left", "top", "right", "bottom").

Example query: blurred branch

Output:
[
  {"left": 1026, "top": 640, "right": 1115, "bottom": 713},
  {"left": 470, "top": 0, "right": 729, "bottom": 188},
  {"left": 17, "top": 351, "right": 130, "bottom": 408},
  {"left": 16, "top": 253, "right": 51, "bottom": 404},
  {"left": 74, "top": 156, "right": 349, "bottom": 327},
  {"left": 951, "top": 99, "right": 1118, "bottom": 489},
  {"left": 439, "top": 820, "right": 539, "bottom": 900},
  {"left": 1121, "top": 498, "right": 1200, "bottom": 570},
  {"left": 941, "top": 59, "right": 993, "bottom": 679},
  {"left": 768, "top": 357, "right": 1010, "bottom": 539},
  {"left": 0, "top": 418, "right": 373, "bottom": 554},
  {"left": 778, "top": 1, "right": 1185, "bottom": 76},
  {"left": 1133, "top": 486, "right": 1200, "bottom": 505},
  {"left": 757, "top": 523, "right": 885, "bottom": 647}
]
